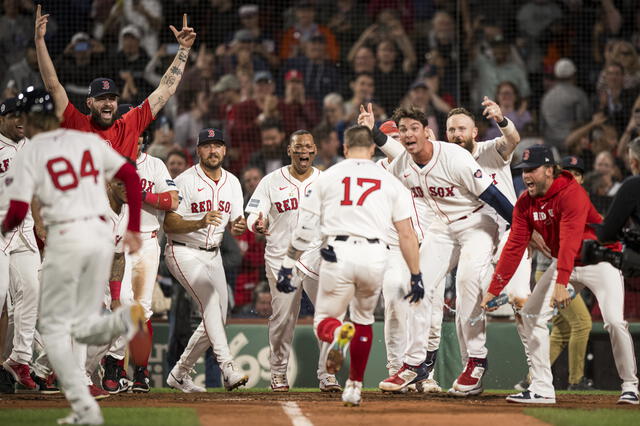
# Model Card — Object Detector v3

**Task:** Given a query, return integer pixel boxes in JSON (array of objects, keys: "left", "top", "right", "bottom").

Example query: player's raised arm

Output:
[
  {"left": 147, "top": 14, "right": 196, "bottom": 117},
  {"left": 482, "top": 96, "right": 520, "bottom": 161},
  {"left": 34, "top": 5, "right": 69, "bottom": 119}
]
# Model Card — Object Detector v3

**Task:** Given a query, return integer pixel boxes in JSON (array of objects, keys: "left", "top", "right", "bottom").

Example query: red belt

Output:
[{"left": 453, "top": 205, "right": 483, "bottom": 222}]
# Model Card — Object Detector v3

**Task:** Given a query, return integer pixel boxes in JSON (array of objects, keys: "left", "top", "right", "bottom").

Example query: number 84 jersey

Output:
[{"left": 4, "top": 129, "right": 126, "bottom": 225}]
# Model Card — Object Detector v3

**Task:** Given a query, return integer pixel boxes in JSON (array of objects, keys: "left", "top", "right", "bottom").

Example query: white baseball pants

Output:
[
  {"left": 382, "top": 246, "right": 411, "bottom": 372},
  {"left": 165, "top": 243, "right": 233, "bottom": 370},
  {"left": 130, "top": 234, "right": 160, "bottom": 320},
  {"left": 39, "top": 218, "right": 132, "bottom": 413}
]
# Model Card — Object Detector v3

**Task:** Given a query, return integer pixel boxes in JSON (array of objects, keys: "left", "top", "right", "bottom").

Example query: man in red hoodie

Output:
[{"left": 482, "top": 145, "right": 639, "bottom": 405}]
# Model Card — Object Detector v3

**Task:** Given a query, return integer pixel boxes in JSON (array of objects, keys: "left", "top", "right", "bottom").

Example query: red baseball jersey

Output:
[{"left": 61, "top": 100, "right": 154, "bottom": 161}]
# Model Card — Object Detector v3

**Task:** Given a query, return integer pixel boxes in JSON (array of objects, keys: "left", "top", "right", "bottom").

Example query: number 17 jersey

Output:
[
  {"left": 4, "top": 129, "right": 127, "bottom": 225},
  {"left": 303, "top": 158, "right": 412, "bottom": 241}
]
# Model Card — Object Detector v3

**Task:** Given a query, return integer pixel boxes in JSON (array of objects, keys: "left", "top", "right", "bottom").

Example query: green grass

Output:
[
  {"left": 525, "top": 408, "right": 640, "bottom": 426},
  {"left": 0, "top": 407, "right": 199, "bottom": 426}
]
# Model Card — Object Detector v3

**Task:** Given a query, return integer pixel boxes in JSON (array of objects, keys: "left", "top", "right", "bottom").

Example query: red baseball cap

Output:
[
  {"left": 380, "top": 120, "right": 399, "bottom": 135},
  {"left": 285, "top": 70, "right": 303, "bottom": 82}
]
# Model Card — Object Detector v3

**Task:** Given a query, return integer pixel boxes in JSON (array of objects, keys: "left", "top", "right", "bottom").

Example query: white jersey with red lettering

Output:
[
  {"left": 4, "top": 129, "right": 126, "bottom": 225},
  {"left": 245, "top": 166, "right": 322, "bottom": 272},
  {"left": 108, "top": 204, "right": 129, "bottom": 255},
  {"left": 303, "top": 158, "right": 412, "bottom": 240},
  {"left": 168, "top": 164, "right": 243, "bottom": 248},
  {"left": 0, "top": 133, "right": 36, "bottom": 253},
  {"left": 387, "top": 141, "right": 493, "bottom": 225},
  {"left": 136, "top": 152, "right": 176, "bottom": 233}
]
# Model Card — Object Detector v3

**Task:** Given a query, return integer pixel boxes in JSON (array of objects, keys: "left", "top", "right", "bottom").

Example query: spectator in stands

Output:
[
  {"left": 212, "top": 74, "right": 242, "bottom": 123},
  {"left": 366, "top": 1, "right": 415, "bottom": 31},
  {"left": 234, "top": 4, "right": 278, "bottom": 69},
  {"left": 540, "top": 58, "right": 591, "bottom": 154},
  {"left": 565, "top": 113, "right": 618, "bottom": 173},
  {"left": 325, "top": 0, "right": 370, "bottom": 64},
  {"left": 472, "top": 33, "right": 530, "bottom": 112},
  {"left": 617, "top": 95, "right": 640, "bottom": 161},
  {"left": 283, "top": 34, "right": 340, "bottom": 104},
  {"left": 56, "top": 32, "right": 107, "bottom": 111},
  {"left": 237, "top": 281, "right": 272, "bottom": 318},
  {"left": 595, "top": 62, "right": 638, "bottom": 135},
  {"left": 105, "top": 0, "right": 162, "bottom": 56},
  {"left": 146, "top": 115, "right": 177, "bottom": 160},
  {"left": 484, "top": 81, "right": 532, "bottom": 140},
  {"left": 241, "top": 166, "right": 264, "bottom": 208},
  {"left": 597, "top": 41, "right": 640, "bottom": 91},
  {"left": 0, "top": 0, "right": 34, "bottom": 87},
  {"left": 176, "top": 45, "right": 216, "bottom": 114},
  {"left": 416, "top": 43, "right": 460, "bottom": 107},
  {"left": 1, "top": 40, "right": 42, "bottom": 99},
  {"left": 215, "top": 29, "right": 269, "bottom": 76},
  {"left": 174, "top": 91, "right": 212, "bottom": 156},
  {"left": 193, "top": 0, "right": 238, "bottom": 51},
  {"left": 248, "top": 119, "right": 288, "bottom": 175},
  {"left": 165, "top": 149, "right": 189, "bottom": 179},
  {"left": 320, "top": 92, "right": 346, "bottom": 131},
  {"left": 374, "top": 39, "right": 414, "bottom": 115},
  {"left": 111, "top": 25, "right": 152, "bottom": 105},
  {"left": 403, "top": 80, "right": 450, "bottom": 139},
  {"left": 343, "top": 72, "right": 375, "bottom": 123},
  {"left": 593, "top": 150, "right": 622, "bottom": 196},
  {"left": 343, "top": 45, "right": 376, "bottom": 97},
  {"left": 583, "top": 170, "right": 614, "bottom": 214},
  {"left": 228, "top": 70, "right": 280, "bottom": 173},
  {"left": 280, "top": 1, "right": 339, "bottom": 62},
  {"left": 312, "top": 124, "right": 342, "bottom": 171},
  {"left": 279, "top": 69, "right": 320, "bottom": 136}
]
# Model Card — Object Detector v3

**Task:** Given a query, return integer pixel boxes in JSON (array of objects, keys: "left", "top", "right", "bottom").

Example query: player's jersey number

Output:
[
  {"left": 46, "top": 150, "right": 100, "bottom": 191},
  {"left": 340, "top": 177, "right": 381, "bottom": 206}
]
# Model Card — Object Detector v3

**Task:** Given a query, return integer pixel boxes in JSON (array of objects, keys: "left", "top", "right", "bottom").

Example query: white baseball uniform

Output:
[
  {"left": 387, "top": 141, "right": 499, "bottom": 366},
  {"left": 0, "top": 132, "right": 40, "bottom": 366},
  {"left": 245, "top": 166, "right": 324, "bottom": 379},
  {"left": 164, "top": 164, "right": 243, "bottom": 373},
  {"left": 4, "top": 128, "right": 137, "bottom": 414},
  {"left": 300, "top": 158, "right": 412, "bottom": 333}
]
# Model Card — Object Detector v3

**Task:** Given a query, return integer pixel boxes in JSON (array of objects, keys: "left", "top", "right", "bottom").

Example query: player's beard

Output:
[
  {"left": 201, "top": 154, "right": 222, "bottom": 171},
  {"left": 90, "top": 106, "right": 116, "bottom": 129},
  {"left": 452, "top": 136, "right": 474, "bottom": 153}
]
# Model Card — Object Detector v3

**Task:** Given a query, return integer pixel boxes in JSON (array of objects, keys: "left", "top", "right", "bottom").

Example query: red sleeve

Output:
[
  {"left": 1, "top": 200, "right": 29, "bottom": 234},
  {"left": 556, "top": 186, "right": 591, "bottom": 284},
  {"left": 489, "top": 199, "right": 533, "bottom": 295},
  {"left": 124, "top": 99, "right": 154, "bottom": 135},
  {"left": 114, "top": 162, "right": 142, "bottom": 232},
  {"left": 61, "top": 102, "right": 89, "bottom": 130}
]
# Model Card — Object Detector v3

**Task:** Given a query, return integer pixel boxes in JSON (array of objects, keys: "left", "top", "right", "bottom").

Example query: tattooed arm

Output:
[{"left": 147, "top": 14, "right": 196, "bottom": 117}]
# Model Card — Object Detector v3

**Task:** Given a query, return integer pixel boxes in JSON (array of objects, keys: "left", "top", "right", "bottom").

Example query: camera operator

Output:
[{"left": 596, "top": 137, "right": 640, "bottom": 244}]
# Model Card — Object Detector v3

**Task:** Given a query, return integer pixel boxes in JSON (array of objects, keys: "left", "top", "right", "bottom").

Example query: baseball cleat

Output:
[
  {"left": 319, "top": 375, "right": 342, "bottom": 392},
  {"left": 222, "top": 362, "right": 249, "bottom": 391},
  {"left": 506, "top": 390, "right": 556, "bottom": 404},
  {"left": 617, "top": 391, "right": 639, "bottom": 405},
  {"left": 101, "top": 356, "right": 120, "bottom": 394},
  {"left": 57, "top": 405, "right": 103, "bottom": 425},
  {"left": 379, "top": 363, "right": 428, "bottom": 392},
  {"left": 31, "top": 372, "right": 60, "bottom": 394},
  {"left": 270, "top": 373, "right": 289, "bottom": 392},
  {"left": 131, "top": 366, "right": 150, "bottom": 393},
  {"left": 325, "top": 322, "right": 356, "bottom": 375},
  {"left": 567, "top": 376, "right": 595, "bottom": 391},
  {"left": 342, "top": 379, "right": 362, "bottom": 407},
  {"left": 88, "top": 384, "right": 110, "bottom": 400},
  {"left": 167, "top": 370, "right": 206, "bottom": 393},
  {"left": 451, "top": 357, "right": 486, "bottom": 395},
  {"left": 2, "top": 359, "right": 37, "bottom": 390},
  {"left": 417, "top": 378, "right": 442, "bottom": 393},
  {"left": 514, "top": 373, "right": 531, "bottom": 392}
]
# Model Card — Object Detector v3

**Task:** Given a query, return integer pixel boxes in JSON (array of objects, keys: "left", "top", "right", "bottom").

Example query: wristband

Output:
[
  {"left": 498, "top": 117, "right": 509, "bottom": 128},
  {"left": 143, "top": 191, "right": 173, "bottom": 210},
  {"left": 109, "top": 281, "right": 122, "bottom": 301},
  {"left": 372, "top": 127, "right": 389, "bottom": 147}
]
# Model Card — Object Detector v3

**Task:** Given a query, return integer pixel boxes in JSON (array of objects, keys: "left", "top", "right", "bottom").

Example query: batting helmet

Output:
[{"left": 15, "top": 87, "right": 56, "bottom": 116}]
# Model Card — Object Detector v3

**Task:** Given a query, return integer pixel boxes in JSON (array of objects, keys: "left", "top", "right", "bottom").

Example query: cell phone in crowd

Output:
[
  {"left": 74, "top": 41, "right": 90, "bottom": 52},
  {"left": 166, "top": 43, "right": 180, "bottom": 55}
]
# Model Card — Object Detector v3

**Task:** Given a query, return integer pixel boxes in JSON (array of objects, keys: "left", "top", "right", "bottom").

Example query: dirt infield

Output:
[{"left": 1, "top": 391, "right": 636, "bottom": 425}]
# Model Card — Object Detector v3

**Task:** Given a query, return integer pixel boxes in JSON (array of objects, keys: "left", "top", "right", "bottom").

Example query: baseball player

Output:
[
  {"left": 164, "top": 128, "right": 249, "bottom": 392},
  {"left": 357, "top": 105, "right": 514, "bottom": 393},
  {"left": 100, "top": 127, "right": 179, "bottom": 393},
  {"left": 1, "top": 88, "right": 146, "bottom": 425},
  {"left": 34, "top": 6, "right": 195, "bottom": 160},
  {"left": 245, "top": 130, "right": 341, "bottom": 392},
  {"left": 276, "top": 125, "right": 424, "bottom": 406},
  {"left": 482, "top": 145, "right": 639, "bottom": 405},
  {"left": 0, "top": 96, "right": 41, "bottom": 391}
]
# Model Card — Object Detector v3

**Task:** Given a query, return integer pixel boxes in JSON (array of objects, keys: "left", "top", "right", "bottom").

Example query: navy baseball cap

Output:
[
  {"left": 513, "top": 145, "right": 555, "bottom": 169},
  {"left": 198, "top": 128, "right": 226, "bottom": 146},
  {"left": 0, "top": 97, "right": 18, "bottom": 116},
  {"left": 15, "top": 87, "right": 56, "bottom": 116},
  {"left": 88, "top": 78, "right": 119, "bottom": 98},
  {"left": 560, "top": 155, "right": 585, "bottom": 173}
]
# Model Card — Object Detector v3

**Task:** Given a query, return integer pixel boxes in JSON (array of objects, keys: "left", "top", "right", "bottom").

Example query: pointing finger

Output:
[
  {"left": 183, "top": 13, "right": 188, "bottom": 28},
  {"left": 169, "top": 25, "right": 179, "bottom": 37},
  {"left": 368, "top": 102, "right": 373, "bottom": 115}
]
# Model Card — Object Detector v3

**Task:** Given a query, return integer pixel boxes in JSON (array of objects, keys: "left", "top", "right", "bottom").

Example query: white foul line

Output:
[{"left": 281, "top": 401, "right": 314, "bottom": 426}]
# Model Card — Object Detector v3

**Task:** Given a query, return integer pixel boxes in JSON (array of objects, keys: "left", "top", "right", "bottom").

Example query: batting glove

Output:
[
  {"left": 404, "top": 273, "right": 425, "bottom": 304},
  {"left": 276, "top": 267, "right": 297, "bottom": 293}
]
